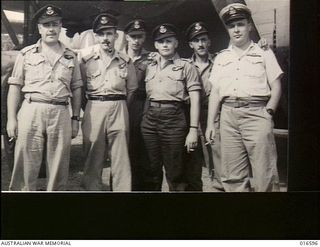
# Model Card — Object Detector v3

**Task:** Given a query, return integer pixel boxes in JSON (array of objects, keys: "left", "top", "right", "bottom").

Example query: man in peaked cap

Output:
[
  {"left": 140, "top": 23, "right": 201, "bottom": 191},
  {"left": 184, "top": 22, "right": 224, "bottom": 192},
  {"left": 78, "top": 13, "right": 138, "bottom": 191},
  {"left": 206, "top": 3, "right": 283, "bottom": 192},
  {"left": 122, "top": 19, "right": 152, "bottom": 191},
  {"left": 7, "top": 4, "right": 83, "bottom": 191}
]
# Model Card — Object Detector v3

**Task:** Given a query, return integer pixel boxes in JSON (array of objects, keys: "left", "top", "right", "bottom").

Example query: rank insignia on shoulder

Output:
[
  {"left": 64, "top": 54, "right": 74, "bottom": 59},
  {"left": 172, "top": 66, "right": 183, "bottom": 71}
]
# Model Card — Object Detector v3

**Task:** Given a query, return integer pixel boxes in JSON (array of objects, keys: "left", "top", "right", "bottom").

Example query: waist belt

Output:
[
  {"left": 149, "top": 100, "right": 183, "bottom": 108},
  {"left": 27, "top": 98, "right": 69, "bottom": 106},
  {"left": 88, "top": 95, "right": 126, "bottom": 101},
  {"left": 223, "top": 99, "right": 267, "bottom": 108}
]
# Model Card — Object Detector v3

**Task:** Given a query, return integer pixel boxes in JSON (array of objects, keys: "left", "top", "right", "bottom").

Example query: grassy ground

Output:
[{"left": 1, "top": 131, "right": 287, "bottom": 192}]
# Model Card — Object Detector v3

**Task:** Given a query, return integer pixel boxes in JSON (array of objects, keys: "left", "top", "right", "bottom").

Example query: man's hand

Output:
[
  {"left": 205, "top": 125, "right": 216, "bottom": 145},
  {"left": 7, "top": 118, "right": 18, "bottom": 140},
  {"left": 71, "top": 120, "right": 79, "bottom": 139},
  {"left": 258, "top": 38, "right": 269, "bottom": 51},
  {"left": 185, "top": 128, "right": 198, "bottom": 153}
]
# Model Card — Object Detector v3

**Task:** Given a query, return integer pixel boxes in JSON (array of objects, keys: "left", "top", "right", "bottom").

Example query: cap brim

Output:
[
  {"left": 95, "top": 26, "right": 117, "bottom": 33},
  {"left": 225, "top": 15, "right": 248, "bottom": 24},
  {"left": 127, "top": 30, "right": 146, "bottom": 35},
  {"left": 189, "top": 30, "right": 209, "bottom": 41},
  {"left": 154, "top": 33, "right": 176, "bottom": 41},
  {"left": 38, "top": 16, "right": 62, "bottom": 24}
]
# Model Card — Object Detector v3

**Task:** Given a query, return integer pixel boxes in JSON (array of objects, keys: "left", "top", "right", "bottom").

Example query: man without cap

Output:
[
  {"left": 206, "top": 3, "right": 283, "bottom": 192},
  {"left": 141, "top": 23, "right": 201, "bottom": 191},
  {"left": 122, "top": 19, "right": 151, "bottom": 191},
  {"left": 7, "top": 5, "right": 83, "bottom": 191},
  {"left": 184, "top": 22, "right": 224, "bottom": 191},
  {"left": 78, "top": 13, "right": 138, "bottom": 191}
]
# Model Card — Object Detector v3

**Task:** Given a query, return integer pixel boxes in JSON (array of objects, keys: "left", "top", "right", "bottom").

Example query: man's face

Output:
[
  {"left": 125, "top": 33, "right": 146, "bottom": 51},
  {"left": 189, "top": 33, "right": 211, "bottom": 56},
  {"left": 154, "top": 36, "right": 178, "bottom": 58},
  {"left": 38, "top": 20, "right": 62, "bottom": 44},
  {"left": 226, "top": 18, "right": 251, "bottom": 47},
  {"left": 96, "top": 28, "right": 118, "bottom": 52}
]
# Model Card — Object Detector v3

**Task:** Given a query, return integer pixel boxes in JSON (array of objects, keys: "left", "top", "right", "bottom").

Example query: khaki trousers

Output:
[
  {"left": 81, "top": 100, "right": 131, "bottom": 191},
  {"left": 220, "top": 105, "right": 280, "bottom": 192},
  {"left": 9, "top": 100, "right": 71, "bottom": 191}
]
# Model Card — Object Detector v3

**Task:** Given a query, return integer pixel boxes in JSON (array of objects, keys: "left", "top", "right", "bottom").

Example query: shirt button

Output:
[
  {"left": 236, "top": 78, "right": 238, "bottom": 80},
  {"left": 237, "top": 68, "right": 239, "bottom": 70}
]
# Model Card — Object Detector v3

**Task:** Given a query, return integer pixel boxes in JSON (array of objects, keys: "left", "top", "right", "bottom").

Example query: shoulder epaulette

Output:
[
  {"left": 117, "top": 51, "right": 130, "bottom": 63},
  {"left": 64, "top": 48, "right": 77, "bottom": 60},
  {"left": 181, "top": 58, "right": 192, "bottom": 63},
  {"left": 20, "top": 44, "right": 36, "bottom": 55},
  {"left": 80, "top": 47, "right": 96, "bottom": 63}
]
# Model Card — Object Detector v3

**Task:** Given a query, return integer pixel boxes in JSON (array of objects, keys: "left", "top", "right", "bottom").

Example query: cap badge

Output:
[
  {"left": 228, "top": 6, "right": 237, "bottom": 15},
  {"left": 100, "top": 16, "right": 108, "bottom": 25},
  {"left": 159, "top": 25, "right": 167, "bottom": 33},
  {"left": 46, "top": 6, "right": 54, "bottom": 16},
  {"left": 134, "top": 21, "right": 140, "bottom": 29},
  {"left": 195, "top": 23, "right": 202, "bottom": 31}
]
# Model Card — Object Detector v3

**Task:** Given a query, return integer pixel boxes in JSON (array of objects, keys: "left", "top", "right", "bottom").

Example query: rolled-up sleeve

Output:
[
  {"left": 264, "top": 49, "right": 284, "bottom": 84},
  {"left": 8, "top": 52, "right": 25, "bottom": 86},
  {"left": 184, "top": 62, "right": 201, "bottom": 92},
  {"left": 70, "top": 57, "right": 83, "bottom": 91},
  {"left": 126, "top": 60, "right": 138, "bottom": 95}
]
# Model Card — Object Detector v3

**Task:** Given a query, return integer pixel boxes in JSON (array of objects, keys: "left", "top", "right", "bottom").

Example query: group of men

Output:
[{"left": 6, "top": 3, "right": 283, "bottom": 192}]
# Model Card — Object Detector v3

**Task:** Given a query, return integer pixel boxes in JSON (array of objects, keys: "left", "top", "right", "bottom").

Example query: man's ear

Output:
[
  {"left": 174, "top": 39, "right": 179, "bottom": 49},
  {"left": 189, "top": 41, "right": 194, "bottom": 49},
  {"left": 154, "top": 41, "right": 159, "bottom": 50},
  {"left": 115, "top": 32, "right": 119, "bottom": 40},
  {"left": 125, "top": 34, "right": 130, "bottom": 42}
]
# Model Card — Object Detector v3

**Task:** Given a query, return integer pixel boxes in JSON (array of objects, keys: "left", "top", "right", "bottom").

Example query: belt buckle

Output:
[
  {"left": 99, "top": 96, "right": 105, "bottom": 101},
  {"left": 235, "top": 100, "right": 249, "bottom": 108}
]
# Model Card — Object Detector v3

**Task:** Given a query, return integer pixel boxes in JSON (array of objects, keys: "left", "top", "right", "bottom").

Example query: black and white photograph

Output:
[
  {"left": 1, "top": 0, "right": 319, "bottom": 240},
  {"left": 1, "top": 0, "right": 289, "bottom": 193}
]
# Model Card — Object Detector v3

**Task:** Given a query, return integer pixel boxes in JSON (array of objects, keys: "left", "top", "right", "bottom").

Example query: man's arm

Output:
[
  {"left": 7, "top": 85, "right": 21, "bottom": 139},
  {"left": 205, "top": 90, "right": 220, "bottom": 143},
  {"left": 266, "top": 77, "right": 282, "bottom": 112},
  {"left": 185, "top": 90, "right": 200, "bottom": 153},
  {"left": 71, "top": 87, "right": 82, "bottom": 138}
]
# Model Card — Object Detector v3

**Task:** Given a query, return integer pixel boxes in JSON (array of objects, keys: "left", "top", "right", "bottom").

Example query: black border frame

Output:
[{"left": 1, "top": 0, "right": 319, "bottom": 240}]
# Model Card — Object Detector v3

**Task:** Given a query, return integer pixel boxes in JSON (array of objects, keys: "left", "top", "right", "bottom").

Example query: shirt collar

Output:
[
  {"left": 33, "top": 39, "right": 67, "bottom": 55},
  {"left": 156, "top": 52, "right": 180, "bottom": 66},
  {"left": 191, "top": 53, "right": 215, "bottom": 64},
  {"left": 228, "top": 40, "right": 255, "bottom": 56}
]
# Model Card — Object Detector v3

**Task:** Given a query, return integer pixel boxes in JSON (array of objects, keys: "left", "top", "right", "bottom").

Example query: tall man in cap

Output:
[
  {"left": 141, "top": 23, "right": 201, "bottom": 191},
  {"left": 184, "top": 22, "right": 224, "bottom": 191},
  {"left": 7, "top": 5, "right": 83, "bottom": 191},
  {"left": 78, "top": 13, "right": 138, "bottom": 191},
  {"left": 206, "top": 3, "right": 283, "bottom": 192},
  {"left": 122, "top": 19, "right": 151, "bottom": 191}
]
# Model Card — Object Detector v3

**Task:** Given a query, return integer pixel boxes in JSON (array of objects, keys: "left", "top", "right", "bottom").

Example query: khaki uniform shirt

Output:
[
  {"left": 8, "top": 39, "right": 83, "bottom": 101},
  {"left": 79, "top": 44, "right": 138, "bottom": 97},
  {"left": 145, "top": 53, "right": 201, "bottom": 102},
  {"left": 209, "top": 42, "right": 283, "bottom": 101},
  {"left": 189, "top": 53, "right": 215, "bottom": 105}
]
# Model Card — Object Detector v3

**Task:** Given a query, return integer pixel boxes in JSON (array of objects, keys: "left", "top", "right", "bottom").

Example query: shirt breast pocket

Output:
[
  {"left": 243, "top": 57, "right": 265, "bottom": 78},
  {"left": 24, "top": 57, "right": 45, "bottom": 82},
  {"left": 86, "top": 69, "right": 101, "bottom": 83},
  {"left": 58, "top": 58, "right": 74, "bottom": 83},
  {"left": 166, "top": 69, "right": 185, "bottom": 96}
]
